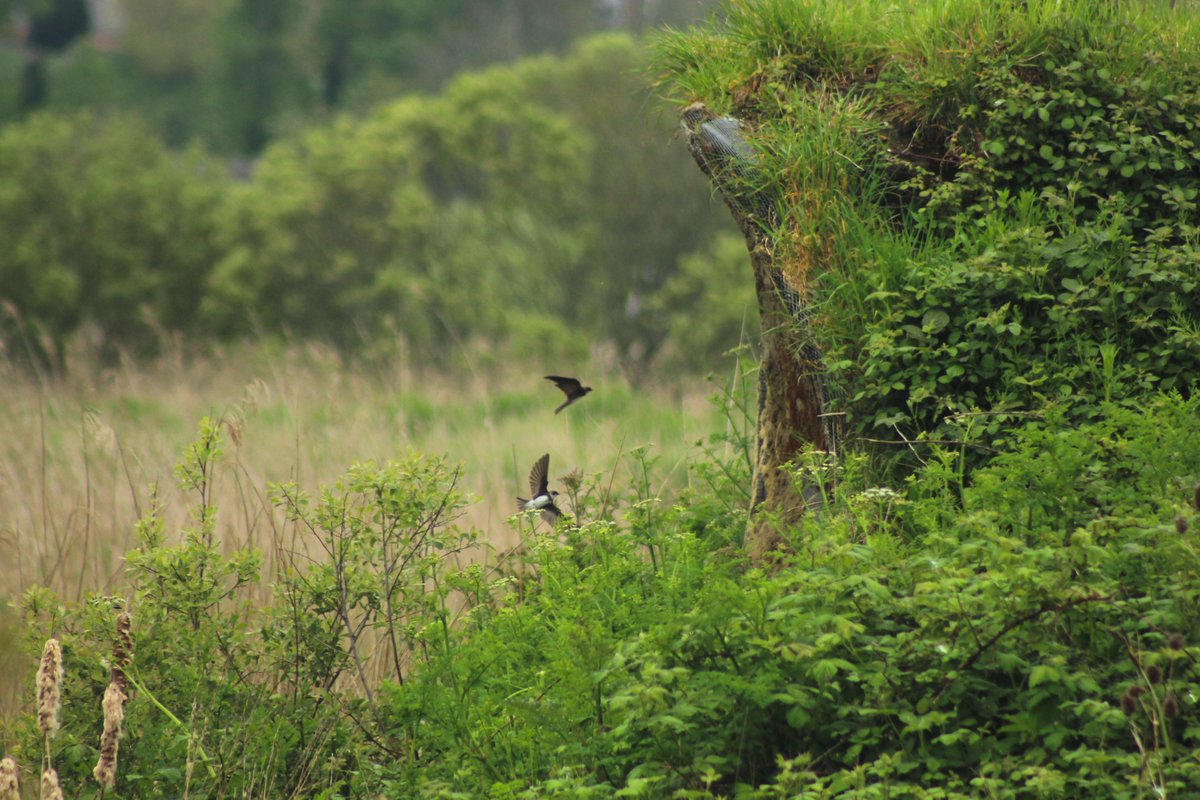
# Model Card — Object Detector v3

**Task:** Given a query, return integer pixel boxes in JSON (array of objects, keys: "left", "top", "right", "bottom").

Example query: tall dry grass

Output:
[{"left": 0, "top": 342, "right": 738, "bottom": 715}]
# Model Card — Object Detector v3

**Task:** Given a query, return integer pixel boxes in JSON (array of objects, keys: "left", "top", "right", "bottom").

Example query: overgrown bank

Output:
[{"left": 656, "top": 0, "right": 1200, "bottom": 469}]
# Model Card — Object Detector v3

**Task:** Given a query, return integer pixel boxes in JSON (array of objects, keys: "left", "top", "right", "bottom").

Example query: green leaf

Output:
[
  {"left": 923, "top": 309, "right": 951, "bottom": 333},
  {"left": 1029, "top": 665, "right": 1061, "bottom": 687}
]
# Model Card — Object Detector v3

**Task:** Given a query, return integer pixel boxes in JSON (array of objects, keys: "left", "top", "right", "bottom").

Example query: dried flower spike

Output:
[
  {"left": 1168, "top": 633, "right": 1186, "bottom": 651},
  {"left": 1165, "top": 695, "right": 1180, "bottom": 719},
  {"left": 37, "top": 638, "right": 63, "bottom": 739},
  {"left": 1194, "top": 482, "right": 1200, "bottom": 513},
  {"left": 112, "top": 611, "right": 133, "bottom": 695},
  {"left": 93, "top": 680, "right": 126, "bottom": 791},
  {"left": 1129, "top": 685, "right": 1146, "bottom": 699},
  {"left": 41, "top": 769, "right": 64, "bottom": 800},
  {"left": 1147, "top": 664, "right": 1163, "bottom": 684},
  {"left": 1120, "top": 690, "right": 1137, "bottom": 716},
  {"left": 1177, "top": 515, "right": 1189, "bottom": 535},
  {"left": 0, "top": 757, "right": 19, "bottom": 800}
]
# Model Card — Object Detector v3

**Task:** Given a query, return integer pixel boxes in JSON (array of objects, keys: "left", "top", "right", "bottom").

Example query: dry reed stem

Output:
[
  {"left": 36, "top": 638, "right": 62, "bottom": 740},
  {"left": 93, "top": 680, "right": 126, "bottom": 791},
  {"left": 0, "top": 757, "right": 18, "bottom": 800},
  {"left": 40, "top": 768, "right": 64, "bottom": 800}
]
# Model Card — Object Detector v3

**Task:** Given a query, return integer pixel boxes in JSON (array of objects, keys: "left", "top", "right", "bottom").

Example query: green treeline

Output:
[
  {"left": 0, "top": 33, "right": 755, "bottom": 373},
  {"left": 0, "top": 0, "right": 715, "bottom": 151}
]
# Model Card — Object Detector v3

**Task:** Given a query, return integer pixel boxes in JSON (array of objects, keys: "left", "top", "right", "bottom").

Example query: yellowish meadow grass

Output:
[{"left": 0, "top": 343, "right": 740, "bottom": 717}]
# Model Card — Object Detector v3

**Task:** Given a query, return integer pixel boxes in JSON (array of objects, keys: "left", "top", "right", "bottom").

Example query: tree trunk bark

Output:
[{"left": 680, "top": 103, "right": 840, "bottom": 562}]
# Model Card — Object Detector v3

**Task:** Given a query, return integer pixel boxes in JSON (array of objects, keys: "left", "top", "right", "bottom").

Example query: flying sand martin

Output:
[
  {"left": 516, "top": 452, "right": 562, "bottom": 526},
  {"left": 544, "top": 375, "right": 592, "bottom": 414}
]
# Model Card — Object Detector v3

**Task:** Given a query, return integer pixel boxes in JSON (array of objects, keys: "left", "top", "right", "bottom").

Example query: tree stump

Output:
[{"left": 680, "top": 103, "right": 840, "bottom": 561}]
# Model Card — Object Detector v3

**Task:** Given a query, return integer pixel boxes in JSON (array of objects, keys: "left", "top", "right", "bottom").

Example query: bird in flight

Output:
[
  {"left": 516, "top": 453, "right": 562, "bottom": 526},
  {"left": 545, "top": 375, "right": 592, "bottom": 414}
]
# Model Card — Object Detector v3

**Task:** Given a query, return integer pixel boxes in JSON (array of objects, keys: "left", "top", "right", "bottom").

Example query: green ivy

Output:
[{"left": 834, "top": 203, "right": 1200, "bottom": 452}]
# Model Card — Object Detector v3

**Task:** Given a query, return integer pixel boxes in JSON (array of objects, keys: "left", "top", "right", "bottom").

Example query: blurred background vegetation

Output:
[{"left": 0, "top": 0, "right": 758, "bottom": 379}]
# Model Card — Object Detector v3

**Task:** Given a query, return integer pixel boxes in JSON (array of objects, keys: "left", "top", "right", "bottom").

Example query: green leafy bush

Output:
[
  {"left": 839, "top": 200, "right": 1200, "bottom": 448},
  {"left": 341, "top": 396, "right": 1200, "bottom": 799},
  {"left": 12, "top": 419, "right": 488, "bottom": 798}
]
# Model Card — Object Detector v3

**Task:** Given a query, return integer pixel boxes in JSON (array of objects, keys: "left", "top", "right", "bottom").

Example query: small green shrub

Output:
[{"left": 11, "top": 419, "right": 493, "bottom": 799}]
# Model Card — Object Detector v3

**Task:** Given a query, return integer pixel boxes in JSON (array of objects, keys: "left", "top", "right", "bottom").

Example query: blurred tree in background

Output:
[{"left": 0, "top": 112, "right": 225, "bottom": 368}]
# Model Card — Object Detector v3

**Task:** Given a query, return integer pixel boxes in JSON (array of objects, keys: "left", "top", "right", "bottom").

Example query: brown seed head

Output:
[
  {"left": 1168, "top": 633, "right": 1186, "bottom": 651},
  {"left": 561, "top": 468, "right": 584, "bottom": 492},
  {"left": 40, "top": 769, "right": 64, "bottom": 800},
  {"left": 1165, "top": 695, "right": 1180, "bottom": 719},
  {"left": 1129, "top": 685, "right": 1146, "bottom": 699},
  {"left": 1147, "top": 665, "right": 1163, "bottom": 684},
  {"left": 0, "top": 757, "right": 19, "bottom": 800},
  {"left": 93, "top": 680, "right": 126, "bottom": 790},
  {"left": 37, "top": 638, "right": 63, "bottom": 739},
  {"left": 112, "top": 611, "right": 133, "bottom": 694},
  {"left": 1120, "top": 690, "right": 1137, "bottom": 716},
  {"left": 1177, "top": 515, "right": 1189, "bottom": 535},
  {"left": 224, "top": 417, "right": 243, "bottom": 448},
  {"left": 1194, "top": 483, "right": 1200, "bottom": 513}
]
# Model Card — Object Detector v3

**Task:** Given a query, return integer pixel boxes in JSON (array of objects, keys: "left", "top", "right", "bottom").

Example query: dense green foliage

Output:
[
  {"left": 8, "top": 2, "right": 1200, "bottom": 798},
  {"left": 655, "top": 0, "right": 1200, "bottom": 459}
]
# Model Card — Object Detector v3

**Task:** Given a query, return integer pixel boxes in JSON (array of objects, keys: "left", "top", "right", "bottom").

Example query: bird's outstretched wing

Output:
[
  {"left": 528, "top": 453, "right": 550, "bottom": 497},
  {"left": 545, "top": 375, "right": 588, "bottom": 414},
  {"left": 545, "top": 375, "right": 583, "bottom": 397}
]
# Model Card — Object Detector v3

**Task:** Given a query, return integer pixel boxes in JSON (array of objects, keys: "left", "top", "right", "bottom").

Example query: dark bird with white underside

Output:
[
  {"left": 516, "top": 453, "right": 562, "bottom": 525},
  {"left": 544, "top": 375, "right": 592, "bottom": 414}
]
